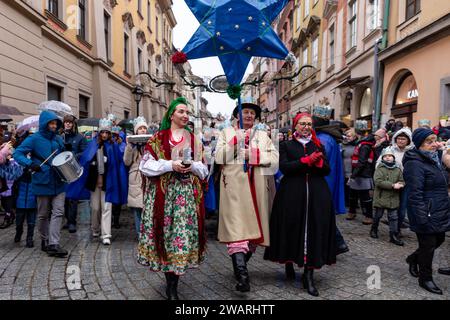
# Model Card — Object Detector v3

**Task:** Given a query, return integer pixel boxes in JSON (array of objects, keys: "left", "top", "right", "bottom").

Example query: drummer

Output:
[
  {"left": 13, "top": 111, "right": 69, "bottom": 258},
  {"left": 61, "top": 115, "right": 87, "bottom": 234},
  {"left": 123, "top": 116, "right": 149, "bottom": 237}
]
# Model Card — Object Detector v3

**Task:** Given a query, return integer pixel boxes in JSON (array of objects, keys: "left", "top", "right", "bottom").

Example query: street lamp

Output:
[{"left": 132, "top": 85, "right": 144, "bottom": 117}]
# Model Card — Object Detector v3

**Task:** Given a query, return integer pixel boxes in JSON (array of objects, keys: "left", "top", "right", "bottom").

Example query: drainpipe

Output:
[
  {"left": 382, "top": 0, "right": 390, "bottom": 49},
  {"left": 373, "top": 0, "right": 390, "bottom": 130},
  {"left": 372, "top": 38, "right": 382, "bottom": 131}
]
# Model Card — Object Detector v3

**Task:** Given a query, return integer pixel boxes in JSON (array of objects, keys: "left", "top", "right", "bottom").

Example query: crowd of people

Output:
[{"left": 0, "top": 98, "right": 449, "bottom": 300}]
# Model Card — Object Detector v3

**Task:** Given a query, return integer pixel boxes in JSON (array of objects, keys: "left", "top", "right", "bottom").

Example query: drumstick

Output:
[{"left": 31, "top": 149, "right": 59, "bottom": 175}]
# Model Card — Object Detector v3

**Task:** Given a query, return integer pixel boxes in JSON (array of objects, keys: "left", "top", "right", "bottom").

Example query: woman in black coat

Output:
[
  {"left": 403, "top": 128, "right": 450, "bottom": 295},
  {"left": 264, "top": 112, "right": 336, "bottom": 297}
]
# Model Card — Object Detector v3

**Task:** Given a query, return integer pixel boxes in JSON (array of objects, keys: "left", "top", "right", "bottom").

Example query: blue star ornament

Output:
[{"left": 182, "top": 0, "right": 290, "bottom": 86}]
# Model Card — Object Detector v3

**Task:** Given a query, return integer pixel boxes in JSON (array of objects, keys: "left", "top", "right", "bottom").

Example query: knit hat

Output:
[
  {"left": 412, "top": 127, "right": 435, "bottom": 148},
  {"left": 381, "top": 146, "right": 396, "bottom": 160},
  {"left": 99, "top": 118, "right": 113, "bottom": 132},
  {"left": 63, "top": 115, "right": 76, "bottom": 123},
  {"left": 133, "top": 116, "right": 148, "bottom": 134}
]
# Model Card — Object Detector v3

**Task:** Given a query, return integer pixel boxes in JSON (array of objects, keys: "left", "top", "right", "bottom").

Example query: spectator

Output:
[
  {"left": 370, "top": 147, "right": 405, "bottom": 246},
  {"left": 347, "top": 123, "right": 376, "bottom": 225},
  {"left": 403, "top": 128, "right": 450, "bottom": 295}
]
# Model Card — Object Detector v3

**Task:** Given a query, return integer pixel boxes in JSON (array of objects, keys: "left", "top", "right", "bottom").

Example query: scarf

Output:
[
  {"left": 96, "top": 146, "right": 105, "bottom": 175},
  {"left": 381, "top": 160, "right": 397, "bottom": 169},
  {"left": 422, "top": 150, "right": 442, "bottom": 168}
]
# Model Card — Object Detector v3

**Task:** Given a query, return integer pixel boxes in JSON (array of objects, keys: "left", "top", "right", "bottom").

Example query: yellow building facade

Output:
[{"left": 289, "top": 0, "right": 325, "bottom": 115}]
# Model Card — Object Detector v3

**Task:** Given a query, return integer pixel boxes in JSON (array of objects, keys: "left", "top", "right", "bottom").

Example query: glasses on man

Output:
[{"left": 298, "top": 122, "right": 313, "bottom": 127}]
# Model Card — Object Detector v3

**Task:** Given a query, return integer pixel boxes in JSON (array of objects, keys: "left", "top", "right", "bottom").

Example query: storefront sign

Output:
[{"left": 407, "top": 89, "right": 419, "bottom": 99}]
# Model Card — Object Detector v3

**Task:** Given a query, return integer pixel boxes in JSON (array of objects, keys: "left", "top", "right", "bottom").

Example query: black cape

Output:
[{"left": 264, "top": 139, "right": 337, "bottom": 269}]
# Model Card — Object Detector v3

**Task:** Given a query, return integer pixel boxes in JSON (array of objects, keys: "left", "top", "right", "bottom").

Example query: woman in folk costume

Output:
[
  {"left": 66, "top": 118, "right": 128, "bottom": 245},
  {"left": 215, "top": 101, "right": 279, "bottom": 293},
  {"left": 123, "top": 116, "right": 149, "bottom": 237},
  {"left": 264, "top": 112, "right": 337, "bottom": 297},
  {"left": 138, "top": 97, "right": 208, "bottom": 300}
]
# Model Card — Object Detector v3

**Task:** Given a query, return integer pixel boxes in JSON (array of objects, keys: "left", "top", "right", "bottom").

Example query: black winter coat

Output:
[
  {"left": 264, "top": 139, "right": 336, "bottom": 269},
  {"left": 351, "top": 134, "right": 376, "bottom": 179},
  {"left": 403, "top": 149, "right": 450, "bottom": 234}
]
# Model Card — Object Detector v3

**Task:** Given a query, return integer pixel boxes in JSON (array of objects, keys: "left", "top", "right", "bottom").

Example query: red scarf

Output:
[
  {"left": 143, "top": 129, "right": 207, "bottom": 260},
  {"left": 292, "top": 113, "right": 322, "bottom": 148}
]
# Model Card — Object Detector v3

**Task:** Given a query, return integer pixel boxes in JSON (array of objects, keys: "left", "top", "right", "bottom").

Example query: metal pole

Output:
[{"left": 136, "top": 100, "right": 140, "bottom": 117}]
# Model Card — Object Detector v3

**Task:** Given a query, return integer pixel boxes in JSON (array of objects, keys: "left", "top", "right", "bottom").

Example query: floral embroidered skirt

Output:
[{"left": 137, "top": 176, "right": 205, "bottom": 275}]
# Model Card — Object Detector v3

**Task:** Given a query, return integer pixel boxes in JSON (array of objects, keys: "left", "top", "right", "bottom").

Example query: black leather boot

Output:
[
  {"left": 245, "top": 251, "right": 253, "bottom": 263},
  {"left": 406, "top": 255, "right": 419, "bottom": 278},
  {"left": 165, "top": 273, "right": 180, "bottom": 300},
  {"left": 438, "top": 267, "right": 450, "bottom": 276},
  {"left": 302, "top": 267, "right": 319, "bottom": 297},
  {"left": 25, "top": 224, "right": 35, "bottom": 248},
  {"left": 389, "top": 232, "right": 404, "bottom": 246},
  {"left": 419, "top": 278, "right": 443, "bottom": 295},
  {"left": 285, "top": 263, "right": 296, "bottom": 280},
  {"left": 231, "top": 253, "right": 250, "bottom": 292},
  {"left": 41, "top": 240, "right": 49, "bottom": 252},
  {"left": 370, "top": 224, "right": 378, "bottom": 239}
]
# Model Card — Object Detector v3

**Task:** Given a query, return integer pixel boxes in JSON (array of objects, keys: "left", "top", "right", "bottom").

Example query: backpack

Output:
[{"left": 351, "top": 141, "right": 375, "bottom": 169}]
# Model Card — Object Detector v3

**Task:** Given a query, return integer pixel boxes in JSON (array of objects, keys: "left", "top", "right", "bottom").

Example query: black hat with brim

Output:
[{"left": 232, "top": 103, "right": 262, "bottom": 120}]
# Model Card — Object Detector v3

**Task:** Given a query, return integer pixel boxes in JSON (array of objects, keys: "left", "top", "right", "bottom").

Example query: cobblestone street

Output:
[{"left": 0, "top": 203, "right": 449, "bottom": 300}]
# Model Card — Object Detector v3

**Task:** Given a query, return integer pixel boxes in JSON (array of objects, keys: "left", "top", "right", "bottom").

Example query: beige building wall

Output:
[
  {"left": 0, "top": 0, "right": 199, "bottom": 125},
  {"left": 382, "top": 35, "right": 450, "bottom": 128},
  {"left": 0, "top": 0, "right": 46, "bottom": 121},
  {"left": 381, "top": 1, "right": 450, "bottom": 129}
]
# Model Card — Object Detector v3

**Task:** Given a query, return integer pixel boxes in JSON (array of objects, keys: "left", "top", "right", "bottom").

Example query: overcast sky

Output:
[{"left": 172, "top": 0, "right": 254, "bottom": 117}]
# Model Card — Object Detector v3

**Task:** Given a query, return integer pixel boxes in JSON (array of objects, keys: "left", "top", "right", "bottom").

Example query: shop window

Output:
[
  {"left": 360, "top": 88, "right": 372, "bottom": 117},
  {"left": 392, "top": 72, "right": 418, "bottom": 128}
]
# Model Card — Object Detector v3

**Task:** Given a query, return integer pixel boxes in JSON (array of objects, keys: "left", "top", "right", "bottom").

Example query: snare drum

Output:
[{"left": 51, "top": 151, "right": 83, "bottom": 183}]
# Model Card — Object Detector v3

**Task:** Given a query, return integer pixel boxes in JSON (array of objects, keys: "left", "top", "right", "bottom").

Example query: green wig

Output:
[{"left": 160, "top": 97, "right": 191, "bottom": 131}]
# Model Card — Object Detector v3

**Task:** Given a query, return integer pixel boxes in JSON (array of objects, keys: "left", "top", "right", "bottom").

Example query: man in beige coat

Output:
[{"left": 215, "top": 102, "right": 279, "bottom": 293}]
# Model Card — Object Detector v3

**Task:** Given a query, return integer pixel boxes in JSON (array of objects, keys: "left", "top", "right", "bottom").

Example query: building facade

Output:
[
  {"left": 379, "top": 0, "right": 450, "bottom": 129},
  {"left": 0, "top": 0, "right": 199, "bottom": 123}
]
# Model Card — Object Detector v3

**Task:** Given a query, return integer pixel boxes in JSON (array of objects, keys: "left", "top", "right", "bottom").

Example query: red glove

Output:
[
  {"left": 300, "top": 151, "right": 323, "bottom": 167},
  {"left": 310, "top": 151, "right": 323, "bottom": 163}
]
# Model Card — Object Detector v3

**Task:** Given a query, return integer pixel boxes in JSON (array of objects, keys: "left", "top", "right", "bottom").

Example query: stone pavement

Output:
[{"left": 0, "top": 202, "right": 449, "bottom": 300}]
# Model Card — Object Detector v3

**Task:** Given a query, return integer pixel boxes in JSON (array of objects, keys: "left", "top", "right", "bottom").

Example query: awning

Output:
[
  {"left": 0, "top": 104, "right": 24, "bottom": 116},
  {"left": 332, "top": 76, "right": 372, "bottom": 90}
]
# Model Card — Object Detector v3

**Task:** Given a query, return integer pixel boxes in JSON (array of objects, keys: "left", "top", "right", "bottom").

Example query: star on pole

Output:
[{"left": 182, "top": 0, "right": 290, "bottom": 85}]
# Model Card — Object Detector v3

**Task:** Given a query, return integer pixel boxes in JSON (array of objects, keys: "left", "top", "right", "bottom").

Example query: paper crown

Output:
[
  {"left": 418, "top": 119, "right": 431, "bottom": 127},
  {"left": 133, "top": 116, "right": 148, "bottom": 133},
  {"left": 312, "top": 105, "right": 333, "bottom": 120},
  {"left": 237, "top": 96, "right": 257, "bottom": 106},
  {"left": 99, "top": 118, "right": 113, "bottom": 132},
  {"left": 112, "top": 126, "right": 121, "bottom": 134},
  {"left": 355, "top": 120, "right": 369, "bottom": 131},
  {"left": 107, "top": 113, "right": 118, "bottom": 122}
]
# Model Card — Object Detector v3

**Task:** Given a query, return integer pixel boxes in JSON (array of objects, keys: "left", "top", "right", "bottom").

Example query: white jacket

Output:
[{"left": 376, "top": 127, "right": 414, "bottom": 171}]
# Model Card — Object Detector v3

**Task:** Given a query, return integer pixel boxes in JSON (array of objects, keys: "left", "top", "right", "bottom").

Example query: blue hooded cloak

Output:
[{"left": 66, "top": 138, "right": 128, "bottom": 204}]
